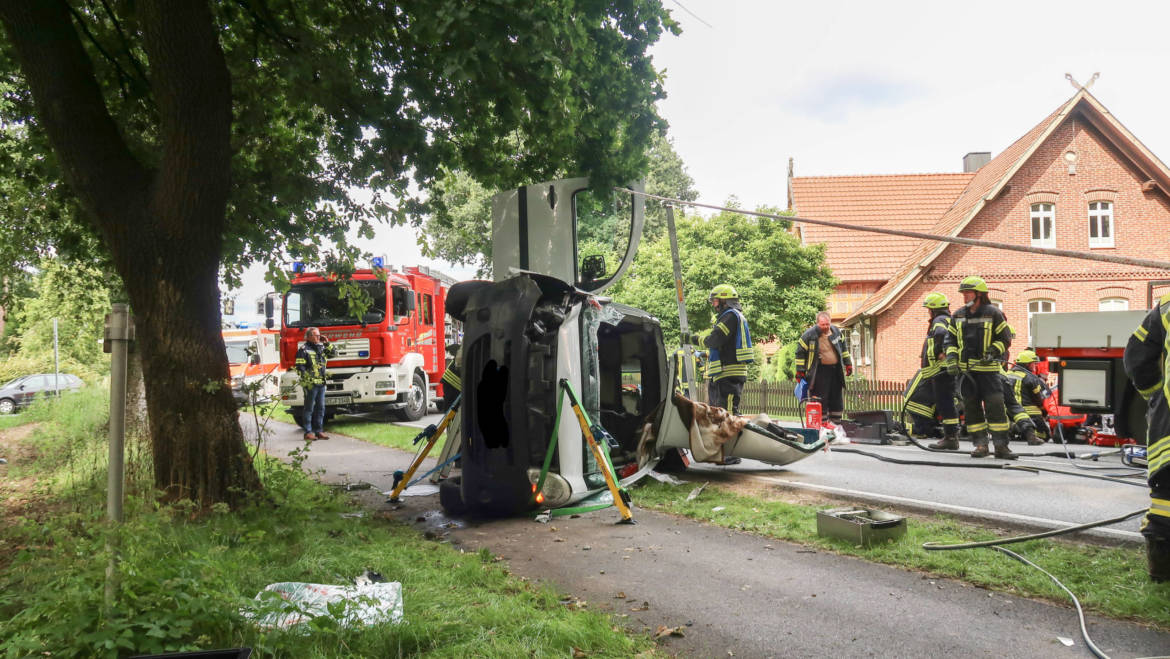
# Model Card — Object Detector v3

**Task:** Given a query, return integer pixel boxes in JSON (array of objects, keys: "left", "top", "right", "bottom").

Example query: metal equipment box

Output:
[{"left": 816, "top": 507, "right": 907, "bottom": 546}]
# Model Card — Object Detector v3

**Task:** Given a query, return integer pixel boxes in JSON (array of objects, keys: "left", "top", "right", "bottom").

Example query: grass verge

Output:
[
  {"left": 0, "top": 395, "right": 656, "bottom": 658},
  {"left": 632, "top": 479, "right": 1170, "bottom": 629}
]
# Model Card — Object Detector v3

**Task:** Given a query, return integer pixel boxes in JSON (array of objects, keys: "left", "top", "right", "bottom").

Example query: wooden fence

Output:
[{"left": 694, "top": 379, "right": 907, "bottom": 418}]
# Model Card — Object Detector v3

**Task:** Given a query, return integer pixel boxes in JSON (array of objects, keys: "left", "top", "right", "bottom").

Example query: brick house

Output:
[{"left": 789, "top": 88, "right": 1170, "bottom": 382}]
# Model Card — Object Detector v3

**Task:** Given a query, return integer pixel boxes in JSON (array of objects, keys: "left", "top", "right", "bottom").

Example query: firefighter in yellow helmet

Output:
[
  {"left": 1005, "top": 349, "right": 1051, "bottom": 445},
  {"left": 1123, "top": 292, "right": 1170, "bottom": 582},
  {"left": 919, "top": 293, "right": 961, "bottom": 449},
  {"left": 703, "top": 284, "right": 754, "bottom": 417},
  {"left": 943, "top": 276, "right": 1015, "bottom": 459}
]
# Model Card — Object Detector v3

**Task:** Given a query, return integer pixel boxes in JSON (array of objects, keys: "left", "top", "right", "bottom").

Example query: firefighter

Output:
[
  {"left": 943, "top": 276, "right": 1015, "bottom": 459},
  {"left": 702, "top": 284, "right": 754, "bottom": 416},
  {"left": 921, "top": 293, "right": 961, "bottom": 449},
  {"left": 795, "top": 311, "right": 853, "bottom": 423},
  {"left": 439, "top": 343, "right": 462, "bottom": 412},
  {"left": 999, "top": 368, "right": 1036, "bottom": 442},
  {"left": 902, "top": 366, "right": 941, "bottom": 440},
  {"left": 295, "top": 327, "right": 337, "bottom": 441},
  {"left": 1122, "top": 292, "right": 1170, "bottom": 582},
  {"left": 1005, "top": 349, "right": 1050, "bottom": 445}
]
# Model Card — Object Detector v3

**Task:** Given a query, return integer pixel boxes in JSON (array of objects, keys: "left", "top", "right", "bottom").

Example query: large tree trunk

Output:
[{"left": 0, "top": 0, "right": 262, "bottom": 506}]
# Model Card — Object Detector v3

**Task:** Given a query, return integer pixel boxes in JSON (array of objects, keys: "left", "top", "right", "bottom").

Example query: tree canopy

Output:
[
  {"left": 609, "top": 205, "right": 837, "bottom": 349},
  {"left": 0, "top": 0, "right": 679, "bottom": 505}
]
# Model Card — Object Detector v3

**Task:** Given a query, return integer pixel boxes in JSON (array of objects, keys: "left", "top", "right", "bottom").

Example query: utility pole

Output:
[{"left": 666, "top": 204, "right": 697, "bottom": 398}]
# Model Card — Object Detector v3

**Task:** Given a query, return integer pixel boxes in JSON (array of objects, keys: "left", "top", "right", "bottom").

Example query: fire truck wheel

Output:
[
  {"left": 439, "top": 476, "right": 468, "bottom": 515},
  {"left": 394, "top": 371, "right": 427, "bottom": 422}
]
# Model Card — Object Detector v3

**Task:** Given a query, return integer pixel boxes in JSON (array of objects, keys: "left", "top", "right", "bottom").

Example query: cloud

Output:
[{"left": 790, "top": 73, "right": 924, "bottom": 122}]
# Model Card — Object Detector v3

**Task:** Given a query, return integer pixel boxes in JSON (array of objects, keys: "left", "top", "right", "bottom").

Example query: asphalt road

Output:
[{"left": 247, "top": 415, "right": 1170, "bottom": 658}]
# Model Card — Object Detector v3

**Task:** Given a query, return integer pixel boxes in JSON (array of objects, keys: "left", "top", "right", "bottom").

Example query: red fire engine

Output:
[{"left": 274, "top": 263, "right": 456, "bottom": 422}]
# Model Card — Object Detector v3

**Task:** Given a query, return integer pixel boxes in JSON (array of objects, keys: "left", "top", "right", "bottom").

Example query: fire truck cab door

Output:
[{"left": 490, "top": 177, "right": 644, "bottom": 295}]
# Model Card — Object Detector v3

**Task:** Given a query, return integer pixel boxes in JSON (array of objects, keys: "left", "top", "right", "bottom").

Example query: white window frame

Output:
[
  {"left": 1088, "top": 201, "right": 1114, "bottom": 248},
  {"left": 1027, "top": 298, "right": 1055, "bottom": 346},
  {"left": 1098, "top": 297, "right": 1129, "bottom": 311},
  {"left": 1030, "top": 203, "right": 1055, "bottom": 248}
]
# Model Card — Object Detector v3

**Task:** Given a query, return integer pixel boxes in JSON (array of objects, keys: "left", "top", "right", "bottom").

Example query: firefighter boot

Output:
[
  {"left": 1024, "top": 427, "right": 1044, "bottom": 446},
  {"left": 1148, "top": 536, "right": 1170, "bottom": 583},
  {"left": 970, "top": 438, "right": 990, "bottom": 458},
  {"left": 992, "top": 432, "right": 1017, "bottom": 460},
  {"left": 929, "top": 427, "right": 959, "bottom": 450}
]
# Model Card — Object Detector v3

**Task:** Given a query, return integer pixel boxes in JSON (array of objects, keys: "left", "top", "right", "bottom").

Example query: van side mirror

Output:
[
  {"left": 265, "top": 318, "right": 274, "bottom": 329},
  {"left": 407, "top": 294, "right": 416, "bottom": 313},
  {"left": 249, "top": 353, "right": 261, "bottom": 366}
]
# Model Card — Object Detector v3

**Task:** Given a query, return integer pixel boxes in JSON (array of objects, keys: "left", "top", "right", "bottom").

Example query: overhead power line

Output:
[
  {"left": 671, "top": 0, "right": 713, "bottom": 28},
  {"left": 618, "top": 188, "right": 1170, "bottom": 272}
]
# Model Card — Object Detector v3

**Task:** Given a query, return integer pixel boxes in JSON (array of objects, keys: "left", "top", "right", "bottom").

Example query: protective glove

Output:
[
  {"left": 795, "top": 371, "right": 806, "bottom": 381},
  {"left": 945, "top": 358, "right": 960, "bottom": 376},
  {"left": 845, "top": 364, "right": 853, "bottom": 376},
  {"left": 681, "top": 331, "right": 699, "bottom": 345}
]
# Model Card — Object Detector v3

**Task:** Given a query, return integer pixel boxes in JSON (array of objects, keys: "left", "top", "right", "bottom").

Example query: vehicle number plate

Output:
[{"left": 325, "top": 395, "right": 353, "bottom": 405}]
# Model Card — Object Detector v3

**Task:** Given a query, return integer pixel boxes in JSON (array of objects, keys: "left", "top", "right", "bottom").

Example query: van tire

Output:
[{"left": 288, "top": 406, "right": 304, "bottom": 427}]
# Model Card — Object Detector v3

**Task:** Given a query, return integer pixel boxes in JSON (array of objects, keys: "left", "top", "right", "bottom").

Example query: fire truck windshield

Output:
[{"left": 284, "top": 281, "right": 388, "bottom": 328}]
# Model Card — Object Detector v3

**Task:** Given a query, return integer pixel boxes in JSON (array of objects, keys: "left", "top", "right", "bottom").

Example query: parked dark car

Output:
[{"left": 0, "top": 373, "right": 84, "bottom": 414}]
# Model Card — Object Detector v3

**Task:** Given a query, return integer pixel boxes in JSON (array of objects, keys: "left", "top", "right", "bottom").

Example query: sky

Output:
[{"left": 222, "top": 0, "right": 1170, "bottom": 323}]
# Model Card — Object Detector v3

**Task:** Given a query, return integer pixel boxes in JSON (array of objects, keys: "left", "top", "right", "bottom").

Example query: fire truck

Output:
[
  {"left": 222, "top": 327, "right": 283, "bottom": 405},
  {"left": 1030, "top": 304, "right": 1157, "bottom": 446},
  {"left": 273, "top": 264, "right": 456, "bottom": 422}
]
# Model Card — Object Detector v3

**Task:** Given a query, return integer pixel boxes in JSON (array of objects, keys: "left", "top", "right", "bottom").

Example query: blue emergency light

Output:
[
  {"left": 291, "top": 261, "right": 306, "bottom": 273},
  {"left": 358, "top": 350, "right": 369, "bottom": 357},
  {"left": 372, "top": 256, "right": 384, "bottom": 269}
]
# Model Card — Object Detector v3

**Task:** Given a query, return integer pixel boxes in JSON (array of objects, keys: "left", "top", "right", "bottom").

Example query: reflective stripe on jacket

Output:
[
  {"left": 920, "top": 311, "right": 956, "bottom": 373},
  {"left": 1005, "top": 365, "right": 1048, "bottom": 417},
  {"left": 794, "top": 324, "right": 853, "bottom": 384},
  {"left": 946, "top": 303, "right": 1012, "bottom": 373},
  {"left": 1124, "top": 294, "right": 1170, "bottom": 486},
  {"left": 295, "top": 341, "right": 337, "bottom": 388},
  {"left": 705, "top": 307, "right": 753, "bottom": 381}
]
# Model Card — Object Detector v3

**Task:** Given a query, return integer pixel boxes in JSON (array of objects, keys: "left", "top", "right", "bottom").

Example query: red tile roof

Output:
[
  {"left": 844, "top": 98, "right": 1076, "bottom": 322},
  {"left": 791, "top": 173, "right": 973, "bottom": 281},
  {"left": 843, "top": 90, "right": 1170, "bottom": 322}
]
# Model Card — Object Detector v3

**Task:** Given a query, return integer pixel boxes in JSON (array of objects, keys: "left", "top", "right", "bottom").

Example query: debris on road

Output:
[
  {"left": 686, "top": 481, "right": 709, "bottom": 501},
  {"left": 244, "top": 579, "right": 403, "bottom": 630}
]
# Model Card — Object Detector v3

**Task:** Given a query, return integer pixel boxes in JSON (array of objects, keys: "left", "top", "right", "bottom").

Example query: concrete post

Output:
[{"left": 102, "top": 303, "right": 134, "bottom": 609}]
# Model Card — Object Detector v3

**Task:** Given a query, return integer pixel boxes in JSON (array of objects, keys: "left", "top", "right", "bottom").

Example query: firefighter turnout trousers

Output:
[
  {"left": 709, "top": 377, "right": 745, "bottom": 416},
  {"left": 960, "top": 370, "right": 1010, "bottom": 446}
]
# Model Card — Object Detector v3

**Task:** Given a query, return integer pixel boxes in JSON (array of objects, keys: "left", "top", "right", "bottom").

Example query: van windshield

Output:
[
  {"left": 225, "top": 340, "right": 252, "bottom": 365},
  {"left": 284, "top": 281, "right": 388, "bottom": 328}
]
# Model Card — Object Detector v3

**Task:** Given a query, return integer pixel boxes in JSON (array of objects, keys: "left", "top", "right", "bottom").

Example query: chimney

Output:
[{"left": 963, "top": 152, "right": 991, "bottom": 172}]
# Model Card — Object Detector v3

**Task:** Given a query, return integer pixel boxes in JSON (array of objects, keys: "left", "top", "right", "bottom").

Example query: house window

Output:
[
  {"left": 1088, "top": 201, "right": 1114, "bottom": 248},
  {"left": 1030, "top": 203, "right": 1055, "bottom": 247},
  {"left": 1027, "top": 298, "right": 1055, "bottom": 346},
  {"left": 989, "top": 299, "right": 1004, "bottom": 310},
  {"left": 1099, "top": 297, "right": 1129, "bottom": 311}
]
